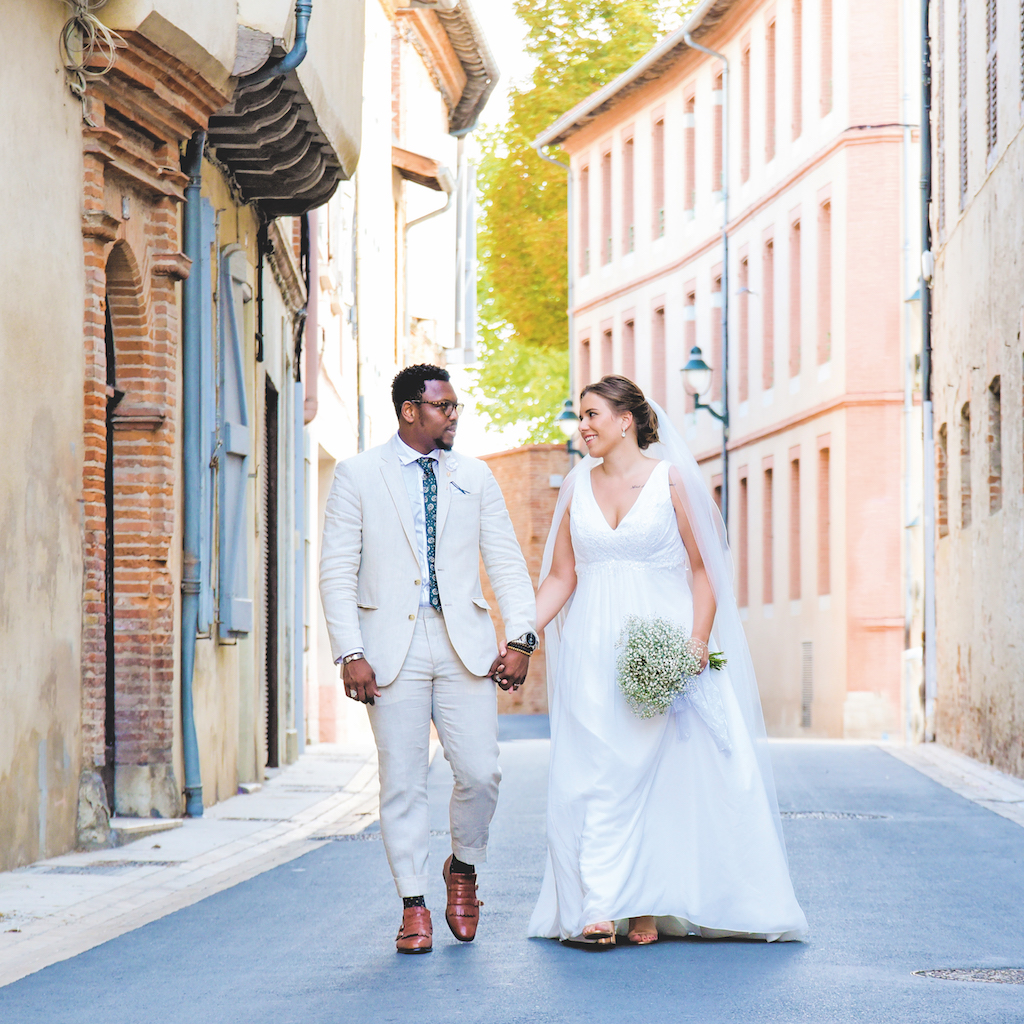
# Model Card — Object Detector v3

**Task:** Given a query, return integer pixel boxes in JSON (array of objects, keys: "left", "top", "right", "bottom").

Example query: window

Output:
[
  {"left": 579, "top": 334, "right": 591, "bottom": 388},
  {"left": 793, "top": 0, "right": 803, "bottom": 139},
  {"left": 601, "top": 149, "right": 612, "bottom": 264},
  {"left": 766, "top": 20, "right": 777, "bottom": 160},
  {"left": 651, "top": 305, "right": 667, "bottom": 405},
  {"left": 789, "top": 453, "right": 801, "bottom": 600},
  {"left": 652, "top": 117, "right": 666, "bottom": 237},
  {"left": 623, "top": 135, "right": 635, "bottom": 254},
  {"left": 622, "top": 317, "right": 636, "bottom": 380},
  {"left": 817, "top": 202, "right": 831, "bottom": 364},
  {"left": 763, "top": 237, "right": 775, "bottom": 389},
  {"left": 684, "top": 289, "right": 696, "bottom": 412},
  {"left": 580, "top": 165, "right": 590, "bottom": 275},
  {"left": 763, "top": 466, "right": 774, "bottom": 605},
  {"left": 817, "top": 445, "right": 830, "bottom": 594},
  {"left": 741, "top": 45, "right": 751, "bottom": 181},
  {"left": 987, "top": 0, "right": 998, "bottom": 155},
  {"left": 601, "top": 327, "right": 613, "bottom": 378},
  {"left": 937, "top": 423, "right": 949, "bottom": 537},
  {"left": 821, "top": 0, "right": 833, "bottom": 115},
  {"left": 959, "top": 0, "right": 968, "bottom": 207},
  {"left": 684, "top": 95, "right": 696, "bottom": 212},
  {"left": 713, "top": 75, "right": 724, "bottom": 194},
  {"left": 789, "top": 219, "right": 802, "bottom": 378},
  {"left": 989, "top": 376, "right": 1002, "bottom": 513},
  {"left": 960, "top": 401, "right": 972, "bottom": 527},
  {"left": 738, "top": 257, "right": 750, "bottom": 402},
  {"left": 738, "top": 473, "right": 749, "bottom": 607},
  {"left": 711, "top": 274, "right": 723, "bottom": 400}
]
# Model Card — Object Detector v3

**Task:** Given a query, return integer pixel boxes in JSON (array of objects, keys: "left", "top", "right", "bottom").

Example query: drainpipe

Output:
[
  {"left": 244, "top": 1, "right": 313, "bottom": 86},
  {"left": 180, "top": 131, "right": 206, "bottom": 817},
  {"left": 304, "top": 210, "right": 318, "bottom": 423},
  {"left": 684, "top": 28, "right": 730, "bottom": 530},
  {"left": 532, "top": 143, "right": 574, "bottom": 403},
  {"left": 920, "top": 0, "right": 937, "bottom": 741}
]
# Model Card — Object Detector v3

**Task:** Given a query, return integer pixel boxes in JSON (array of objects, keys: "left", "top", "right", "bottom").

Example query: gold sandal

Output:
[{"left": 580, "top": 921, "right": 616, "bottom": 946}]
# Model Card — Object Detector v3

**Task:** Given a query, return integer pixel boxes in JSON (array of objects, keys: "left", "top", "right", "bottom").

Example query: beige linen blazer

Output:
[{"left": 319, "top": 435, "right": 536, "bottom": 686}]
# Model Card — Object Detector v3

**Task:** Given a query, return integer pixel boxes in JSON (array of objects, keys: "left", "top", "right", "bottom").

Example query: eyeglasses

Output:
[{"left": 411, "top": 400, "right": 464, "bottom": 418}]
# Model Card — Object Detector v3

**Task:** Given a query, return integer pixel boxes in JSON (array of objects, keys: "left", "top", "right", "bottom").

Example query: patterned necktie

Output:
[{"left": 416, "top": 457, "right": 442, "bottom": 612}]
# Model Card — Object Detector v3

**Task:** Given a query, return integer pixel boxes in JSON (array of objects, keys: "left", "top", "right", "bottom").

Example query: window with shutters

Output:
[
  {"left": 987, "top": 0, "right": 998, "bottom": 155},
  {"left": 218, "top": 247, "right": 253, "bottom": 637},
  {"left": 623, "top": 134, "right": 635, "bottom": 254},
  {"left": 652, "top": 117, "right": 666, "bottom": 237},
  {"left": 959, "top": 0, "right": 969, "bottom": 207},
  {"left": 601, "top": 149, "right": 612, "bottom": 264}
]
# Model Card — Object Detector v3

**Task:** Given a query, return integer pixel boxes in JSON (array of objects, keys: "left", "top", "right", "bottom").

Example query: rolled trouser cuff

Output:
[
  {"left": 395, "top": 873, "right": 431, "bottom": 899},
  {"left": 452, "top": 842, "right": 487, "bottom": 865}
]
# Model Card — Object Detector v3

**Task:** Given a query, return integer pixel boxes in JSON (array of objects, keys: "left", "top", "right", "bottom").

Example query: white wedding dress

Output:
[{"left": 528, "top": 460, "right": 808, "bottom": 942}]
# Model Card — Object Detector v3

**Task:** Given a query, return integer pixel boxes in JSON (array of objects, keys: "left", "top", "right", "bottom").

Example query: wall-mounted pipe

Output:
[
  {"left": 244, "top": 1, "right": 312, "bottom": 86},
  {"left": 179, "top": 131, "right": 206, "bottom": 818},
  {"left": 303, "top": 209, "right": 319, "bottom": 423}
]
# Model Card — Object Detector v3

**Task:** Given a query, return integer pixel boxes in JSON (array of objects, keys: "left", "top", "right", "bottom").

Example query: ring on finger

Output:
[{"left": 348, "top": 689, "right": 357, "bottom": 699}]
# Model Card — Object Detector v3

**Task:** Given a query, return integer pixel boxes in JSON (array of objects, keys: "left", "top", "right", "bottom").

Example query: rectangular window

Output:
[
  {"left": 651, "top": 306, "right": 667, "bottom": 405},
  {"left": 622, "top": 318, "right": 636, "bottom": 380},
  {"left": 789, "top": 455, "right": 801, "bottom": 600},
  {"left": 989, "top": 375, "right": 1002, "bottom": 512},
  {"left": 601, "top": 149, "right": 612, "bottom": 264},
  {"left": 739, "top": 473, "right": 749, "bottom": 607},
  {"left": 817, "top": 202, "right": 831, "bottom": 364},
  {"left": 817, "top": 446, "right": 830, "bottom": 594},
  {"left": 580, "top": 165, "right": 590, "bottom": 275},
  {"left": 713, "top": 75, "right": 724, "bottom": 193},
  {"left": 789, "top": 219, "right": 802, "bottom": 378},
  {"left": 738, "top": 257, "right": 750, "bottom": 401},
  {"left": 711, "top": 275, "right": 723, "bottom": 401},
  {"left": 763, "top": 467, "right": 774, "bottom": 606},
  {"left": 987, "top": 0, "right": 998, "bottom": 155},
  {"left": 793, "top": 0, "right": 803, "bottom": 139},
  {"left": 684, "top": 289, "right": 696, "bottom": 412},
  {"left": 684, "top": 95, "right": 696, "bottom": 212},
  {"left": 579, "top": 335, "right": 591, "bottom": 388},
  {"left": 623, "top": 135, "right": 635, "bottom": 254},
  {"left": 821, "top": 0, "right": 833, "bottom": 115},
  {"left": 763, "top": 237, "right": 775, "bottom": 389},
  {"left": 937, "top": 422, "right": 949, "bottom": 537},
  {"left": 960, "top": 401, "right": 972, "bottom": 527},
  {"left": 766, "top": 20, "right": 777, "bottom": 160},
  {"left": 741, "top": 46, "right": 751, "bottom": 181},
  {"left": 601, "top": 328, "right": 613, "bottom": 378},
  {"left": 959, "top": 0, "right": 968, "bottom": 207},
  {"left": 652, "top": 118, "right": 666, "bottom": 237}
]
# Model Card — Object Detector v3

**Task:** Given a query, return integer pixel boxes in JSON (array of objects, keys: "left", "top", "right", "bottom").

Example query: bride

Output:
[{"left": 527, "top": 376, "right": 807, "bottom": 947}]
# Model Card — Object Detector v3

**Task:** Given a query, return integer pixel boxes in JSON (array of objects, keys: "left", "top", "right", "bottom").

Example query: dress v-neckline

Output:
[{"left": 587, "top": 460, "right": 664, "bottom": 532}]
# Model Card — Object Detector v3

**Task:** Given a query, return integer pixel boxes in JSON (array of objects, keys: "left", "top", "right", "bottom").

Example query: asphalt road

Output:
[{"left": 2, "top": 722, "right": 1024, "bottom": 1023}]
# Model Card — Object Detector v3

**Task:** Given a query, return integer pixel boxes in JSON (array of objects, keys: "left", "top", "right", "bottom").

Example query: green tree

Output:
[{"left": 474, "top": 1, "right": 692, "bottom": 441}]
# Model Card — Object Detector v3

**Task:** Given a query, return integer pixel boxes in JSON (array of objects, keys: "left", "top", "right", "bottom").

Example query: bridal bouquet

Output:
[{"left": 615, "top": 615, "right": 727, "bottom": 719}]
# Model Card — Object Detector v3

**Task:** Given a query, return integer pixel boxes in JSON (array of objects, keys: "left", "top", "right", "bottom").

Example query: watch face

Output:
[{"left": 525, "top": 632, "right": 538, "bottom": 648}]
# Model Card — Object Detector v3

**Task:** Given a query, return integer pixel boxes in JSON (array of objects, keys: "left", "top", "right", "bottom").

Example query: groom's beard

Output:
[{"left": 434, "top": 428, "right": 456, "bottom": 451}]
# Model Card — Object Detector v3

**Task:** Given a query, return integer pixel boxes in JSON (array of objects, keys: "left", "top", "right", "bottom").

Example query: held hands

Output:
[
  {"left": 488, "top": 642, "right": 530, "bottom": 691},
  {"left": 342, "top": 657, "right": 381, "bottom": 705}
]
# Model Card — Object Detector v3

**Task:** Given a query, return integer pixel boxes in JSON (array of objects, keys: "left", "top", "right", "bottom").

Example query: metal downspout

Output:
[
  {"left": 243, "top": 1, "right": 313, "bottom": 86},
  {"left": 532, "top": 144, "right": 574, "bottom": 401},
  {"left": 684, "top": 29, "right": 731, "bottom": 529},
  {"left": 180, "top": 131, "right": 206, "bottom": 817},
  {"left": 304, "top": 210, "right": 319, "bottom": 424},
  {"left": 920, "top": 0, "right": 937, "bottom": 740}
]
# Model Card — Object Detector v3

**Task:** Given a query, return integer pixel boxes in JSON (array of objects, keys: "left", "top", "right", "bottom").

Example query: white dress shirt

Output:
[{"left": 339, "top": 434, "right": 439, "bottom": 662}]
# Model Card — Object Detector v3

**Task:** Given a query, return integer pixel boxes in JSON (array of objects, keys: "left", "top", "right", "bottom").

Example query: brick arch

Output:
[{"left": 105, "top": 241, "right": 155, "bottom": 405}]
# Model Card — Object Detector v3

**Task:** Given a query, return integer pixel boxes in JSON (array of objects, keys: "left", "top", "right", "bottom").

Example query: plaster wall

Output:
[{"left": 0, "top": 3, "right": 87, "bottom": 869}]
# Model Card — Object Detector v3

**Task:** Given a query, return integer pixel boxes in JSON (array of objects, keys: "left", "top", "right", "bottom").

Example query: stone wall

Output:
[{"left": 480, "top": 444, "right": 569, "bottom": 715}]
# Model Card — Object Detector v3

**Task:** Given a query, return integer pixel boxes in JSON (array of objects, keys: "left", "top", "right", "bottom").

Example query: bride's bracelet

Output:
[{"left": 683, "top": 637, "right": 710, "bottom": 662}]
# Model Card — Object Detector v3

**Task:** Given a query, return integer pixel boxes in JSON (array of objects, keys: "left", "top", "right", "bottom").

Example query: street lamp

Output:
[
  {"left": 681, "top": 346, "right": 726, "bottom": 424},
  {"left": 556, "top": 399, "right": 584, "bottom": 463}
]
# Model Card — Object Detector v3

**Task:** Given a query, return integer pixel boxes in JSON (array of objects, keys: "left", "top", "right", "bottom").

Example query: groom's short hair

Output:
[{"left": 392, "top": 364, "right": 451, "bottom": 418}]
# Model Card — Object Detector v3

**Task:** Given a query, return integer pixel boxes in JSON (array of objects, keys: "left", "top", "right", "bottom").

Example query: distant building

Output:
[
  {"left": 928, "top": 0, "right": 1024, "bottom": 777},
  {"left": 536, "top": 0, "right": 923, "bottom": 739}
]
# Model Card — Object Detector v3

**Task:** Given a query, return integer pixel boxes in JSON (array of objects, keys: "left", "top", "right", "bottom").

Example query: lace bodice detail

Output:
[{"left": 571, "top": 461, "right": 686, "bottom": 577}]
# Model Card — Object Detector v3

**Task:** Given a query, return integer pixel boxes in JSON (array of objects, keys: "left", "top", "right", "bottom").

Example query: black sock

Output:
[
  {"left": 403, "top": 895, "right": 425, "bottom": 909},
  {"left": 450, "top": 856, "right": 475, "bottom": 875}
]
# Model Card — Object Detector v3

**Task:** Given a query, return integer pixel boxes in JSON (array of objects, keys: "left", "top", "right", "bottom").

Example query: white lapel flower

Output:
[{"left": 444, "top": 453, "right": 459, "bottom": 476}]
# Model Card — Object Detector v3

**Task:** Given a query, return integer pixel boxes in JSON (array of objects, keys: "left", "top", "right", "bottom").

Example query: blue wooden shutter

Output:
[
  {"left": 197, "top": 199, "right": 216, "bottom": 633},
  {"left": 217, "top": 247, "right": 253, "bottom": 635}
]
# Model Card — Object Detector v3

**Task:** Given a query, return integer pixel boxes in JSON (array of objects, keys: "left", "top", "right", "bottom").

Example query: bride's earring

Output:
[{"left": 621, "top": 425, "right": 627, "bottom": 438}]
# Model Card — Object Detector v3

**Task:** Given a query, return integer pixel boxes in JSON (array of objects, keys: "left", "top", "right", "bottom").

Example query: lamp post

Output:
[
  {"left": 556, "top": 399, "right": 584, "bottom": 464},
  {"left": 682, "top": 345, "right": 729, "bottom": 526}
]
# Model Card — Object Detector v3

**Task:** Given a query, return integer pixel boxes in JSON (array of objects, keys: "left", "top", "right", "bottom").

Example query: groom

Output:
[{"left": 319, "top": 364, "right": 537, "bottom": 954}]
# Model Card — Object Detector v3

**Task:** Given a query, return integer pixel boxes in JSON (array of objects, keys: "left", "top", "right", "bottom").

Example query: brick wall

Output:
[{"left": 480, "top": 444, "right": 568, "bottom": 714}]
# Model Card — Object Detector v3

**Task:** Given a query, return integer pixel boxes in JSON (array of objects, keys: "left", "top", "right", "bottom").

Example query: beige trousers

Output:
[{"left": 367, "top": 607, "right": 501, "bottom": 897}]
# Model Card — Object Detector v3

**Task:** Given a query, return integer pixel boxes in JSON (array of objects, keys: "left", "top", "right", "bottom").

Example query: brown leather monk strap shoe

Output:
[
  {"left": 396, "top": 906, "right": 432, "bottom": 954},
  {"left": 443, "top": 855, "right": 483, "bottom": 942}
]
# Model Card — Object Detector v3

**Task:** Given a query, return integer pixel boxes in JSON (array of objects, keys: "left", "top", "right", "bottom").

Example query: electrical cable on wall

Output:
[{"left": 59, "top": 0, "right": 124, "bottom": 121}]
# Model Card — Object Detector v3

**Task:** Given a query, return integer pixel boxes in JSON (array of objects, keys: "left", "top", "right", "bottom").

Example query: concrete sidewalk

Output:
[{"left": 0, "top": 743, "right": 382, "bottom": 987}]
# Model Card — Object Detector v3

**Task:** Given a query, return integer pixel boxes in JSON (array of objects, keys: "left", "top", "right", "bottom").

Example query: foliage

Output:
[{"left": 474, "top": 0, "right": 694, "bottom": 442}]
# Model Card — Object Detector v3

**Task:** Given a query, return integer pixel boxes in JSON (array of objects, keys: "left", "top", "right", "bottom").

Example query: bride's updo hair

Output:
[{"left": 580, "top": 375, "right": 660, "bottom": 450}]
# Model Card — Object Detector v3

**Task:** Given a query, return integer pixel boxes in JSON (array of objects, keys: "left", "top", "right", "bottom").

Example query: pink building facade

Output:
[{"left": 538, "top": 0, "right": 922, "bottom": 738}]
